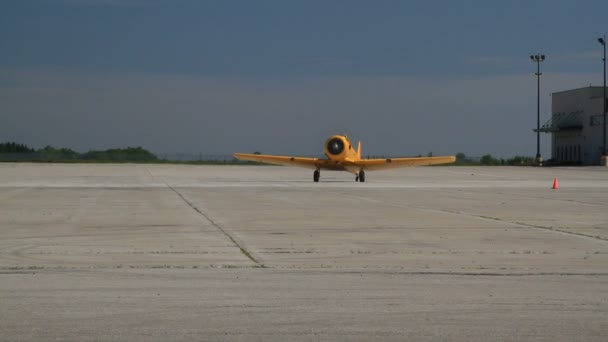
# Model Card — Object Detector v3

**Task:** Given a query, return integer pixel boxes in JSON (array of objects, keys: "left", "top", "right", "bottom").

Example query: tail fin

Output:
[{"left": 357, "top": 141, "right": 362, "bottom": 159}]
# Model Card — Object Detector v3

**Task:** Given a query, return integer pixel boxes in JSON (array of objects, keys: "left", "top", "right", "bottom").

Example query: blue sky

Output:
[{"left": 1, "top": 0, "right": 607, "bottom": 157}]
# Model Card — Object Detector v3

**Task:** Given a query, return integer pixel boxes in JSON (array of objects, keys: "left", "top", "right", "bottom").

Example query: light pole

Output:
[
  {"left": 598, "top": 35, "right": 606, "bottom": 164},
  {"left": 530, "top": 54, "right": 545, "bottom": 165}
]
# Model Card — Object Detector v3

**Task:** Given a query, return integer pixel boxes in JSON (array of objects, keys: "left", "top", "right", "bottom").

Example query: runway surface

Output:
[{"left": 1, "top": 163, "right": 607, "bottom": 341}]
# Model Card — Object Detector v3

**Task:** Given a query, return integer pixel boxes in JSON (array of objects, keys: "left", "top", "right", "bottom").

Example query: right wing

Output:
[
  {"left": 354, "top": 156, "right": 456, "bottom": 170},
  {"left": 233, "top": 153, "right": 340, "bottom": 170}
]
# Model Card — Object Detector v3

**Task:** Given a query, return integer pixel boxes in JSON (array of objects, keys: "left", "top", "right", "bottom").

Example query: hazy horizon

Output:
[{"left": 2, "top": 1, "right": 607, "bottom": 158}]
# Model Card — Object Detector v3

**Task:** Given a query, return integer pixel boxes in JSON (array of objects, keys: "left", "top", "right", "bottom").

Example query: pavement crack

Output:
[
  {"left": 336, "top": 270, "right": 608, "bottom": 277},
  {"left": 441, "top": 210, "right": 608, "bottom": 243},
  {"left": 316, "top": 189, "right": 608, "bottom": 243},
  {"left": 166, "top": 185, "right": 264, "bottom": 267}
]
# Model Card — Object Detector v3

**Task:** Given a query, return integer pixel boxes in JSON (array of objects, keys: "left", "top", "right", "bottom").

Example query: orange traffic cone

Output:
[{"left": 552, "top": 178, "right": 559, "bottom": 190}]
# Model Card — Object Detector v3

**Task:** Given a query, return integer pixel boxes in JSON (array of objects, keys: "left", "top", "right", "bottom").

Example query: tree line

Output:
[
  {"left": 0, "top": 142, "right": 256, "bottom": 164},
  {"left": 0, "top": 142, "right": 158, "bottom": 162},
  {"left": 0, "top": 142, "right": 35, "bottom": 153},
  {"left": 455, "top": 152, "right": 536, "bottom": 166}
]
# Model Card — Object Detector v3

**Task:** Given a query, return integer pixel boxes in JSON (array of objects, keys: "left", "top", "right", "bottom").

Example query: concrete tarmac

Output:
[{"left": 0, "top": 163, "right": 607, "bottom": 341}]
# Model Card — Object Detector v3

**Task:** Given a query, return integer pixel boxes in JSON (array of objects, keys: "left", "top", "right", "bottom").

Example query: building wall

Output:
[
  {"left": 550, "top": 87, "right": 606, "bottom": 165},
  {"left": 552, "top": 131, "right": 583, "bottom": 163}
]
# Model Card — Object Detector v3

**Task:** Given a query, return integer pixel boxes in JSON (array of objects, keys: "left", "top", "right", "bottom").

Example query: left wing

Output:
[
  {"left": 233, "top": 153, "right": 344, "bottom": 170},
  {"left": 354, "top": 156, "right": 456, "bottom": 170}
]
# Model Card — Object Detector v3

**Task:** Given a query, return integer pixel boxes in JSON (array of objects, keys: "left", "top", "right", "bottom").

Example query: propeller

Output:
[{"left": 326, "top": 138, "right": 345, "bottom": 155}]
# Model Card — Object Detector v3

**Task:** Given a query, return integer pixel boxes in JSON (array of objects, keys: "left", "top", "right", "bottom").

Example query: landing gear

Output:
[
  {"left": 359, "top": 170, "right": 366, "bottom": 183},
  {"left": 313, "top": 170, "right": 320, "bottom": 182}
]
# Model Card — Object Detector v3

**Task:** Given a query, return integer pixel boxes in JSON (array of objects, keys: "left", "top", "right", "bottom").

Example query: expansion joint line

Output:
[
  {"left": 166, "top": 185, "right": 264, "bottom": 267},
  {"left": 317, "top": 189, "right": 608, "bottom": 243}
]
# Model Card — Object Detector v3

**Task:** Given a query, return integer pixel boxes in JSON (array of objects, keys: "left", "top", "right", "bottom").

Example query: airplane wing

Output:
[
  {"left": 354, "top": 156, "right": 456, "bottom": 170},
  {"left": 233, "top": 153, "right": 342, "bottom": 170},
  {"left": 235, "top": 153, "right": 455, "bottom": 171}
]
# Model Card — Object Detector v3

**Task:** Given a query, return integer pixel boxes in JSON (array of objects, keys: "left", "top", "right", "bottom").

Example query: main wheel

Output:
[
  {"left": 359, "top": 170, "right": 366, "bottom": 183},
  {"left": 313, "top": 170, "right": 320, "bottom": 182}
]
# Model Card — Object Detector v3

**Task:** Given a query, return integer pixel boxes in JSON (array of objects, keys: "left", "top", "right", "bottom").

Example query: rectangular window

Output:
[{"left": 590, "top": 115, "right": 603, "bottom": 126}]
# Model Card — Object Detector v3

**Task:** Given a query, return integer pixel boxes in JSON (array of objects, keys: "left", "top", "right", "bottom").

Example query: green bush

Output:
[
  {"left": 506, "top": 155, "right": 536, "bottom": 166},
  {"left": 82, "top": 147, "right": 158, "bottom": 161},
  {"left": 480, "top": 154, "right": 501, "bottom": 166}
]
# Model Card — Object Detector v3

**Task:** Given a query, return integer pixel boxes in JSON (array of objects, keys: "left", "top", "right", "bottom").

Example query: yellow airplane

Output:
[{"left": 233, "top": 134, "right": 456, "bottom": 182}]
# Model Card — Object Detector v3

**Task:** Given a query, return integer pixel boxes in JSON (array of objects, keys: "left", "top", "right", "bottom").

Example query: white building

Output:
[{"left": 537, "top": 86, "right": 607, "bottom": 165}]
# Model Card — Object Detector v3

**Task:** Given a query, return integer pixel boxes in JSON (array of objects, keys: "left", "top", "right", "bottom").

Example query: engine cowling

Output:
[
  {"left": 324, "top": 135, "right": 351, "bottom": 160},
  {"left": 326, "top": 137, "right": 344, "bottom": 155}
]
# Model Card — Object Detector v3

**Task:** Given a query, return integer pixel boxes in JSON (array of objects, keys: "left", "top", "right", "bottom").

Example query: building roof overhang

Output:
[{"left": 535, "top": 111, "right": 583, "bottom": 133}]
